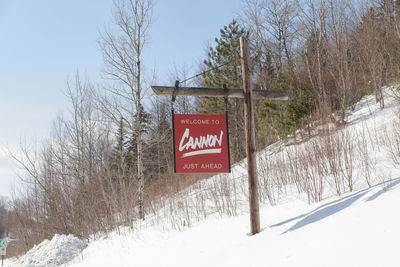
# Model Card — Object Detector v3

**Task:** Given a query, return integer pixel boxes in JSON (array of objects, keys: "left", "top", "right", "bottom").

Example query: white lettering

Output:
[
  {"left": 201, "top": 163, "right": 223, "bottom": 169},
  {"left": 178, "top": 128, "right": 224, "bottom": 158},
  {"left": 180, "top": 119, "right": 210, "bottom": 125}
]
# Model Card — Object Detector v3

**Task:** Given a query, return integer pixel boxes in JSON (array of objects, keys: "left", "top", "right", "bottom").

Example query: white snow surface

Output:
[
  {"left": 6, "top": 87, "right": 400, "bottom": 266},
  {"left": 8, "top": 234, "right": 87, "bottom": 267},
  {"left": 67, "top": 182, "right": 400, "bottom": 267}
]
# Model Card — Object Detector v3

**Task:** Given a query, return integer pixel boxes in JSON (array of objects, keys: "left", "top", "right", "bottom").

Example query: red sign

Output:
[{"left": 173, "top": 114, "right": 230, "bottom": 173}]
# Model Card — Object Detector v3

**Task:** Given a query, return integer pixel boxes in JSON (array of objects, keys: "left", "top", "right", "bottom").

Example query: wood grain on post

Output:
[{"left": 240, "top": 36, "right": 260, "bottom": 235}]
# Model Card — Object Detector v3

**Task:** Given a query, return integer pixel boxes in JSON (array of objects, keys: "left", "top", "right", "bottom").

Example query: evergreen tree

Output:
[
  {"left": 256, "top": 76, "right": 288, "bottom": 145},
  {"left": 282, "top": 87, "right": 315, "bottom": 139},
  {"left": 257, "top": 78, "right": 314, "bottom": 143},
  {"left": 253, "top": 48, "right": 275, "bottom": 91},
  {"left": 199, "top": 20, "right": 247, "bottom": 162},
  {"left": 111, "top": 117, "right": 128, "bottom": 178},
  {"left": 202, "top": 20, "right": 244, "bottom": 89},
  {"left": 147, "top": 99, "right": 172, "bottom": 180},
  {"left": 126, "top": 105, "right": 151, "bottom": 178}
]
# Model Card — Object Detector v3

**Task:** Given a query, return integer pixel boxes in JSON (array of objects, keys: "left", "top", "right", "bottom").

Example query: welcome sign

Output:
[{"left": 173, "top": 114, "right": 230, "bottom": 173}]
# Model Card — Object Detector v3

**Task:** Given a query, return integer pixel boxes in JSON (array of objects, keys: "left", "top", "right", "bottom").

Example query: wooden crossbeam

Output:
[{"left": 151, "top": 86, "right": 288, "bottom": 101}]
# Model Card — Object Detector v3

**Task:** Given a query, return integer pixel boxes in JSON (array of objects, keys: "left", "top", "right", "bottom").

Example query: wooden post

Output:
[{"left": 240, "top": 36, "right": 260, "bottom": 235}]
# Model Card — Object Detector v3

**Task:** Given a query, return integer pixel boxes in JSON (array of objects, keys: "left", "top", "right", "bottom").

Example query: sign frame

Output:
[{"left": 172, "top": 113, "right": 231, "bottom": 173}]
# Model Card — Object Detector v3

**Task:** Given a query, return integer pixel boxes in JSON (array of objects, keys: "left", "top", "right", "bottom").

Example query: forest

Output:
[{"left": 3, "top": 0, "right": 400, "bottom": 257}]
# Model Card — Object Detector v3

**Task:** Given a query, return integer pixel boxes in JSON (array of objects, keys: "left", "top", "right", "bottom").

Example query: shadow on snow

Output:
[
  {"left": 366, "top": 178, "right": 400, "bottom": 202},
  {"left": 270, "top": 177, "right": 400, "bottom": 234}
]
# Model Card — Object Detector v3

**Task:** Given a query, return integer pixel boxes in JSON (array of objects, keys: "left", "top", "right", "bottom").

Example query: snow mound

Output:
[{"left": 10, "top": 234, "right": 87, "bottom": 267}]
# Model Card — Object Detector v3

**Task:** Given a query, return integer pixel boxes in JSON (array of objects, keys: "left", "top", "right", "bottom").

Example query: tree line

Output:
[{"left": 6, "top": 0, "right": 400, "bottom": 256}]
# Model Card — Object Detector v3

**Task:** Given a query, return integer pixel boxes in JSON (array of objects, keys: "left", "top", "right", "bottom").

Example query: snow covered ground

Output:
[
  {"left": 66, "top": 179, "right": 400, "bottom": 267},
  {"left": 6, "top": 180, "right": 400, "bottom": 267},
  {"left": 5, "top": 88, "right": 400, "bottom": 266}
]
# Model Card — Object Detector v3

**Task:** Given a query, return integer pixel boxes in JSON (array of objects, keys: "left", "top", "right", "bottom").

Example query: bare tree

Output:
[
  {"left": 243, "top": 0, "right": 298, "bottom": 71},
  {"left": 299, "top": 0, "right": 329, "bottom": 106},
  {"left": 355, "top": 5, "right": 386, "bottom": 108},
  {"left": 326, "top": 0, "right": 356, "bottom": 121},
  {"left": 243, "top": 0, "right": 298, "bottom": 96},
  {"left": 99, "top": 0, "right": 153, "bottom": 220}
]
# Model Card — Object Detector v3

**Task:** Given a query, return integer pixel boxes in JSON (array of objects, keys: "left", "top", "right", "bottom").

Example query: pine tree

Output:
[
  {"left": 147, "top": 99, "right": 172, "bottom": 180},
  {"left": 253, "top": 48, "right": 275, "bottom": 91},
  {"left": 282, "top": 87, "right": 315, "bottom": 139},
  {"left": 126, "top": 105, "right": 150, "bottom": 179},
  {"left": 256, "top": 78, "right": 314, "bottom": 142},
  {"left": 112, "top": 117, "right": 128, "bottom": 178},
  {"left": 199, "top": 20, "right": 247, "bottom": 162}
]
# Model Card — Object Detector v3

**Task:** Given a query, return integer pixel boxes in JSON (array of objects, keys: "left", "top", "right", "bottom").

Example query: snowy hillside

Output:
[
  {"left": 69, "top": 179, "right": 400, "bottom": 267},
  {"left": 5, "top": 88, "right": 400, "bottom": 267}
]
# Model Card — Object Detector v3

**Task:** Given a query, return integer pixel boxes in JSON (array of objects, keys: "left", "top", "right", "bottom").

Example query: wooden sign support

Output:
[
  {"left": 151, "top": 86, "right": 287, "bottom": 100},
  {"left": 151, "top": 36, "right": 288, "bottom": 235},
  {"left": 240, "top": 37, "right": 260, "bottom": 235}
]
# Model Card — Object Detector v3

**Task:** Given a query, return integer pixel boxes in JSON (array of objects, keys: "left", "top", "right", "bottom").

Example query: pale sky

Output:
[{"left": 0, "top": 0, "right": 243, "bottom": 198}]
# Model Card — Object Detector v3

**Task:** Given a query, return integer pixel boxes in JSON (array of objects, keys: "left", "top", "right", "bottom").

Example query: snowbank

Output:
[{"left": 9, "top": 234, "right": 87, "bottom": 267}]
